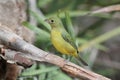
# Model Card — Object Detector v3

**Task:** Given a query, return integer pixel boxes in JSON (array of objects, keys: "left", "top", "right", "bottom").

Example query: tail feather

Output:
[
  {"left": 76, "top": 55, "right": 88, "bottom": 66},
  {"left": 76, "top": 50, "right": 88, "bottom": 66}
]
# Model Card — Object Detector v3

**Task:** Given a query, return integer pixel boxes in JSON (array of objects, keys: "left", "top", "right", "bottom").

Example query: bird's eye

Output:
[{"left": 50, "top": 19, "right": 55, "bottom": 23}]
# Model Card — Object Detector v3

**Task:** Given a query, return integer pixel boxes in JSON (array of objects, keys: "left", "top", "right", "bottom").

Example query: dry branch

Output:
[
  {"left": 0, "top": 48, "right": 33, "bottom": 68},
  {"left": 0, "top": 25, "right": 111, "bottom": 80},
  {"left": 91, "top": 4, "right": 120, "bottom": 14}
]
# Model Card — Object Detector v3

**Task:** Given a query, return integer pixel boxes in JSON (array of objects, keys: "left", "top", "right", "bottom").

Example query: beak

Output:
[{"left": 44, "top": 19, "right": 49, "bottom": 23}]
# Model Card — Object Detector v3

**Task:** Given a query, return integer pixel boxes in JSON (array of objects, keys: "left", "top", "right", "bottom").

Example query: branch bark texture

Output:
[{"left": 0, "top": 25, "right": 111, "bottom": 80}]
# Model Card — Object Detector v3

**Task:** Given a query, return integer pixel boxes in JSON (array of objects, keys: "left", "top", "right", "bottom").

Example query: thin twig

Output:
[{"left": 91, "top": 4, "right": 120, "bottom": 14}]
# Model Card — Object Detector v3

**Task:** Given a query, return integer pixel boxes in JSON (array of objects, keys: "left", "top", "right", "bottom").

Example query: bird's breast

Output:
[
  {"left": 51, "top": 30, "right": 66, "bottom": 53},
  {"left": 51, "top": 29, "right": 77, "bottom": 56}
]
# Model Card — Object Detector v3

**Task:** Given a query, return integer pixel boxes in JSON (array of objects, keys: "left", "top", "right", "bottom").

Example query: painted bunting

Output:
[{"left": 45, "top": 16, "right": 88, "bottom": 66}]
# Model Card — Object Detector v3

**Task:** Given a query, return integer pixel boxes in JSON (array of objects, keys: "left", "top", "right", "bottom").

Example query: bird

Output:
[{"left": 45, "top": 16, "right": 88, "bottom": 66}]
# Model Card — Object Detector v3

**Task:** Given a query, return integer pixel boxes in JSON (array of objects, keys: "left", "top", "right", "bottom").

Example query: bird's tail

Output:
[
  {"left": 76, "top": 55, "right": 88, "bottom": 66},
  {"left": 75, "top": 51, "right": 88, "bottom": 66}
]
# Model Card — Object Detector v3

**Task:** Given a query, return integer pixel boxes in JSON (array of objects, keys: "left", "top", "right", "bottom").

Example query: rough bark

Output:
[
  {"left": 0, "top": 0, "right": 34, "bottom": 80},
  {"left": 0, "top": 25, "right": 111, "bottom": 80}
]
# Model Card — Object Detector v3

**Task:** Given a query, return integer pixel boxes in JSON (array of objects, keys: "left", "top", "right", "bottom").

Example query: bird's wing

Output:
[
  {"left": 61, "top": 31, "right": 78, "bottom": 50},
  {"left": 62, "top": 31, "right": 88, "bottom": 66}
]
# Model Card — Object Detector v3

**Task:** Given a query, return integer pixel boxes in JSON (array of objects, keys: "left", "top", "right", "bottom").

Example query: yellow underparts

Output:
[{"left": 51, "top": 28, "right": 77, "bottom": 57}]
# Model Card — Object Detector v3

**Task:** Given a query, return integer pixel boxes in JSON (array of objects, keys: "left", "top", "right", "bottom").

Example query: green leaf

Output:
[
  {"left": 22, "top": 21, "right": 50, "bottom": 42},
  {"left": 78, "top": 26, "right": 120, "bottom": 52},
  {"left": 38, "top": 64, "right": 47, "bottom": 80},
  {"left": 21, "top": 67, "right": 59, "bottom": 76},
  {"left": 30, "top": 10, "right": 51, "bottom": 31},
  {"left": 47, "top": 10, "right": 112, "bottom": 19},
  {"left": 47, "top": 70, "right": 72, "bottom": 80},
  {"left": 65, "top": 11, "right": 75, "bottom": 39},
  {"left": 77, "top": 38, "right": 107, "bottom": 51}
]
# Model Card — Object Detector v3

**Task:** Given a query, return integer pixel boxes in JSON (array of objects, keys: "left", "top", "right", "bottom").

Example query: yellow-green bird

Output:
[{"left": 45, "top": 16, "right": 88, "bottom": 66}]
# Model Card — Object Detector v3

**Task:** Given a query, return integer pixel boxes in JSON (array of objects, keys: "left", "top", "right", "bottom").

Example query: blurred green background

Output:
[{"left": 19, "top": 0, "right": 120, "bottom": 80}]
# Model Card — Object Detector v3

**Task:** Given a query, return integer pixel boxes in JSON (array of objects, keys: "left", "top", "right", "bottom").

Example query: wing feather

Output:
[{"left": 61, "top": 31, "right": 78, "bottom": 51}]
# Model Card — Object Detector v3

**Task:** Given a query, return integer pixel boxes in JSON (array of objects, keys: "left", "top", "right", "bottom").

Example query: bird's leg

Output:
[
  {"left": 65, "top": 55, "right": 73, "bottom": 62},
  {"left": 68, "top": 56, "right": 72, "bottom": 61},
  {"left": 62, "top": 55, "right": 68, "bottom": 63},
  {"left": 62, "top": 55, "right": 66, "bottom": 59},
  {"left": 62, "top": 55, "right": 72, "bottom": 62}
]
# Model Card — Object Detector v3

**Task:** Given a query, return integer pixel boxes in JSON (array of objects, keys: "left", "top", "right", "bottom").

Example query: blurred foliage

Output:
[{"left": 20, "top": 0, "right": 120, "bottom": 80}]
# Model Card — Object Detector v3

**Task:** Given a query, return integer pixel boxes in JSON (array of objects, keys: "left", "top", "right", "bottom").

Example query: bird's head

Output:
[{"left": 45, "top": 16, "right": 63, "bottom": 29}]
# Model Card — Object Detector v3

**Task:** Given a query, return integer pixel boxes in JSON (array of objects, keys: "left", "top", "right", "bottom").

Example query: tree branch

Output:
[
  {"left": 91, "top": 4, "right": 120, "bottom": 14},
  {"left": 0, "top": 24, "right": 111, "bottom": 80},
  {"left": 0, "top": 47, "right": 33, "bottom": 68}
]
